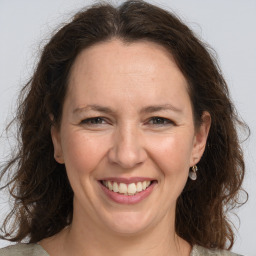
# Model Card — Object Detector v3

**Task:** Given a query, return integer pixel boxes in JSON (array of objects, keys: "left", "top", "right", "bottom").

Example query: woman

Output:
[{"left": 0, "top": 1, "right": 247, "bottom": 255}]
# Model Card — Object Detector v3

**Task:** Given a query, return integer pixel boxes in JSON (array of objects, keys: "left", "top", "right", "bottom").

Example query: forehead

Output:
[
  {"left": 66, "top": 39, "right": 191, "bottom": 112},
  {"left": 69, "top": 39, "right": 184, "bottom": 82}
]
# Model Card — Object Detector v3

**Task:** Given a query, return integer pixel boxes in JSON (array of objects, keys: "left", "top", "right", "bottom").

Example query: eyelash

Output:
[
  {"left": 147, "top": 117, "right": 174, "bottom": 126},
  {"left": 80, "top": 117, "right": 107, "bottom": 125},
  {"left": 80, "top": 116, "right": 174, "bottom": 127}
]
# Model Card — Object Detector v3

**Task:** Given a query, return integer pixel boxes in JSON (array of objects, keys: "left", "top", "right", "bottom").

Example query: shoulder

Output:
[
  {"left": 191, "top": 245, "right": 243, "bottom": 256},
  {"left": 0, "top": 243, "right": 49, "bottom": 256}
]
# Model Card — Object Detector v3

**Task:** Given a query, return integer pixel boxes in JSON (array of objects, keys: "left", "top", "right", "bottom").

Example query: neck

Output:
[{"left": 40, "top": 204, "right": 191, "bottom": 256}]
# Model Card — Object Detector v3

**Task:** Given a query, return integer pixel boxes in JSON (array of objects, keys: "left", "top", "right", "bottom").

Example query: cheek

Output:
[
  {"left": 61, "top": 131, "right": 109, "bottom": 175},
  {"left": 146, "top": 132, "right": 193, "bottom": 176},
  {"left": 147, "top": 133, "right": 194, "bottom": 204}
]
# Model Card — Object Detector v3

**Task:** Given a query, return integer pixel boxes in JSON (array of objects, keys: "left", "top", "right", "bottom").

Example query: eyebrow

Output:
[
  {"left": 73, "top": 105, "right": 114, "bottom": 115},
  {"left": 140, "top": 104, "right": 182, "bottom": 114},
  {"left": 73, "top": 104, "right": 182, "bottom": 115}
]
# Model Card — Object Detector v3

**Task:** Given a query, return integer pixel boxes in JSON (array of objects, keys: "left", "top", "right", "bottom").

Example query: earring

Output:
[{"left": 189, "top": 165, "right": 198, "bottom": 181}]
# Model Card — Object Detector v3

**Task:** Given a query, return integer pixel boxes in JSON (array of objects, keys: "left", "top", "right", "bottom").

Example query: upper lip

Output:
[{"left": 99, "top": 177, "right": 155, "bottom": 184}]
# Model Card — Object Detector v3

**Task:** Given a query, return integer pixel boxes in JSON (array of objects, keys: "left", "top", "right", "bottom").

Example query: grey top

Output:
[
  {"left": 0, "top": 243, "right": 242, "bottom": 256},
  {"left": 0, "top": 244, "right": 48, "bottom": 256}
]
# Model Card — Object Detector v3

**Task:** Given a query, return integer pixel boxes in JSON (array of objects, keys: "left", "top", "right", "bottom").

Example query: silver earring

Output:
[{"left": 189, "top": 165, "right": 198, "bottom": 180}]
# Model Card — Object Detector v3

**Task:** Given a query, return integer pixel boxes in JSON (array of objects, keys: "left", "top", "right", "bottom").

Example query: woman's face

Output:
[{"left": 52, "top": 39, "right": 210, "bottom": 235}]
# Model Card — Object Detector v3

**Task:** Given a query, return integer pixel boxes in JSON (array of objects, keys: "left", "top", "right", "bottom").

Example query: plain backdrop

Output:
[{"left": 0, "top": 0, "right": 255, "bottom": 255}]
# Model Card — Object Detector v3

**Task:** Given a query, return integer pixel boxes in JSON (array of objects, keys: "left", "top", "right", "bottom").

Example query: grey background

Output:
[{"left": 0, "top": 0, "right": 255, "bottom": 255}]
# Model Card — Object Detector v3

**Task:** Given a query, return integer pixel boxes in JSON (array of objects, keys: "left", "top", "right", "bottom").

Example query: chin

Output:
[{"left": 103, "top": 211, "right": 154, "bottom": 235}]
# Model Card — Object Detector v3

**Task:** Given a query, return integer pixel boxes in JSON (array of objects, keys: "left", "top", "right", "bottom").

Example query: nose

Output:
[{"left": 108, "top": 124, "right": 147, "bottom": 169}]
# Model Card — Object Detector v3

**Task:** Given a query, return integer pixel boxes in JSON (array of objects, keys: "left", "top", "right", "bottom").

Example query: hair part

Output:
[{"left": 0, "top": 0, "right": 248, "bottom": 249}]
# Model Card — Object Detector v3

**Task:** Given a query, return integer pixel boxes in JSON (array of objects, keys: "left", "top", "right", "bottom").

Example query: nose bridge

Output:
[{"left": 108, "top": 121, "right": 146, "bottom": 169}]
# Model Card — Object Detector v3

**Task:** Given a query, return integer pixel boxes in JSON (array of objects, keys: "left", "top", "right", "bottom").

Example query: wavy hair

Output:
[{"left": 0, "top": 0, "right": 247, "bottom": 249}]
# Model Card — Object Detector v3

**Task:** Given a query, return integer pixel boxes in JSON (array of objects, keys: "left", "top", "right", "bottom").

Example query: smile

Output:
[
  {"left": 99, "top": 178, "right": 157, "bottom": 204},
  {"left": 101, "top": 180, "right": 152, "bottom": 196}
]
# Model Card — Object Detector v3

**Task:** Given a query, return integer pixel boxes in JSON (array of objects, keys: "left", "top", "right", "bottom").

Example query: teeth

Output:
[
  {"left": 119, "top": 183, "right": 127, "bottom": 194},
  {"left": 113, "top": 182, "right": 119, "bottom": 192},
  {"left": 142, "top": 181, "right": 147, "bottom": 190},
  {"left": 127, "top": 183, "right": 137, "bottom": 195},
  {"left": 136, "top": 182, "right": 143, "bottom": 192},
  {"left": 103, "top": 180, "right": 152, "bottom": 195},
  {"left": 107, "top": 181, "right": 113, "bottom": 191}
]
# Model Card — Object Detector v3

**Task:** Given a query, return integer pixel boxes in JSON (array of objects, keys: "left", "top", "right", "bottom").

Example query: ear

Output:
[
  {"left": 51, "top": 124, "right": 65, "bottom": 164},
  {"left": 190, "top": 111, "right": 211, "bottom": 166}
]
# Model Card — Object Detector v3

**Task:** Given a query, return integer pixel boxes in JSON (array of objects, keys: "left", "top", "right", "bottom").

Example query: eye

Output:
[
  {"left": 147, "top": 117, "right": 174, "bottom": 126},
  {"left": 80, "top": 117, "right": 107, "bottom": 125}
]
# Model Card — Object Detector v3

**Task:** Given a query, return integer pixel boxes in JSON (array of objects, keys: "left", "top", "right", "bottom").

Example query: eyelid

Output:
[
  {"left": 146, "top": 116, "right": 175, "bottom": 126},
  {"left": 80, "top": 116, "right": 109, "bottom": 125},
  {"left": 79, "top": 116, "right": 175, "bottom": 127}
]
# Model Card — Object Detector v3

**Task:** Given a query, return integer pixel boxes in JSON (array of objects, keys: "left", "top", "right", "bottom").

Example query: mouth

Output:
[{"left": 100, "top": 180, "right": 157, "bottom": 196}]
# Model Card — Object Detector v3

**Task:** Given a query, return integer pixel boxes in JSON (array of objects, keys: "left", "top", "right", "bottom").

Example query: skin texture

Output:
[{"left": 43, "top": 39, "right": 211, "bottom": 256}]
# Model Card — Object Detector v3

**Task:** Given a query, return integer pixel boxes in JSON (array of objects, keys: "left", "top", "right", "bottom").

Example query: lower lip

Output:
[{"left": 99, "top": 181, "right": 156, "bottom": 205}]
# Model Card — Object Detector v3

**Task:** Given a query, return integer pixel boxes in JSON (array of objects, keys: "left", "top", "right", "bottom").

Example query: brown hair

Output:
[{"left": 0, "top": 0, "right": 248, "bottom": 249}]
